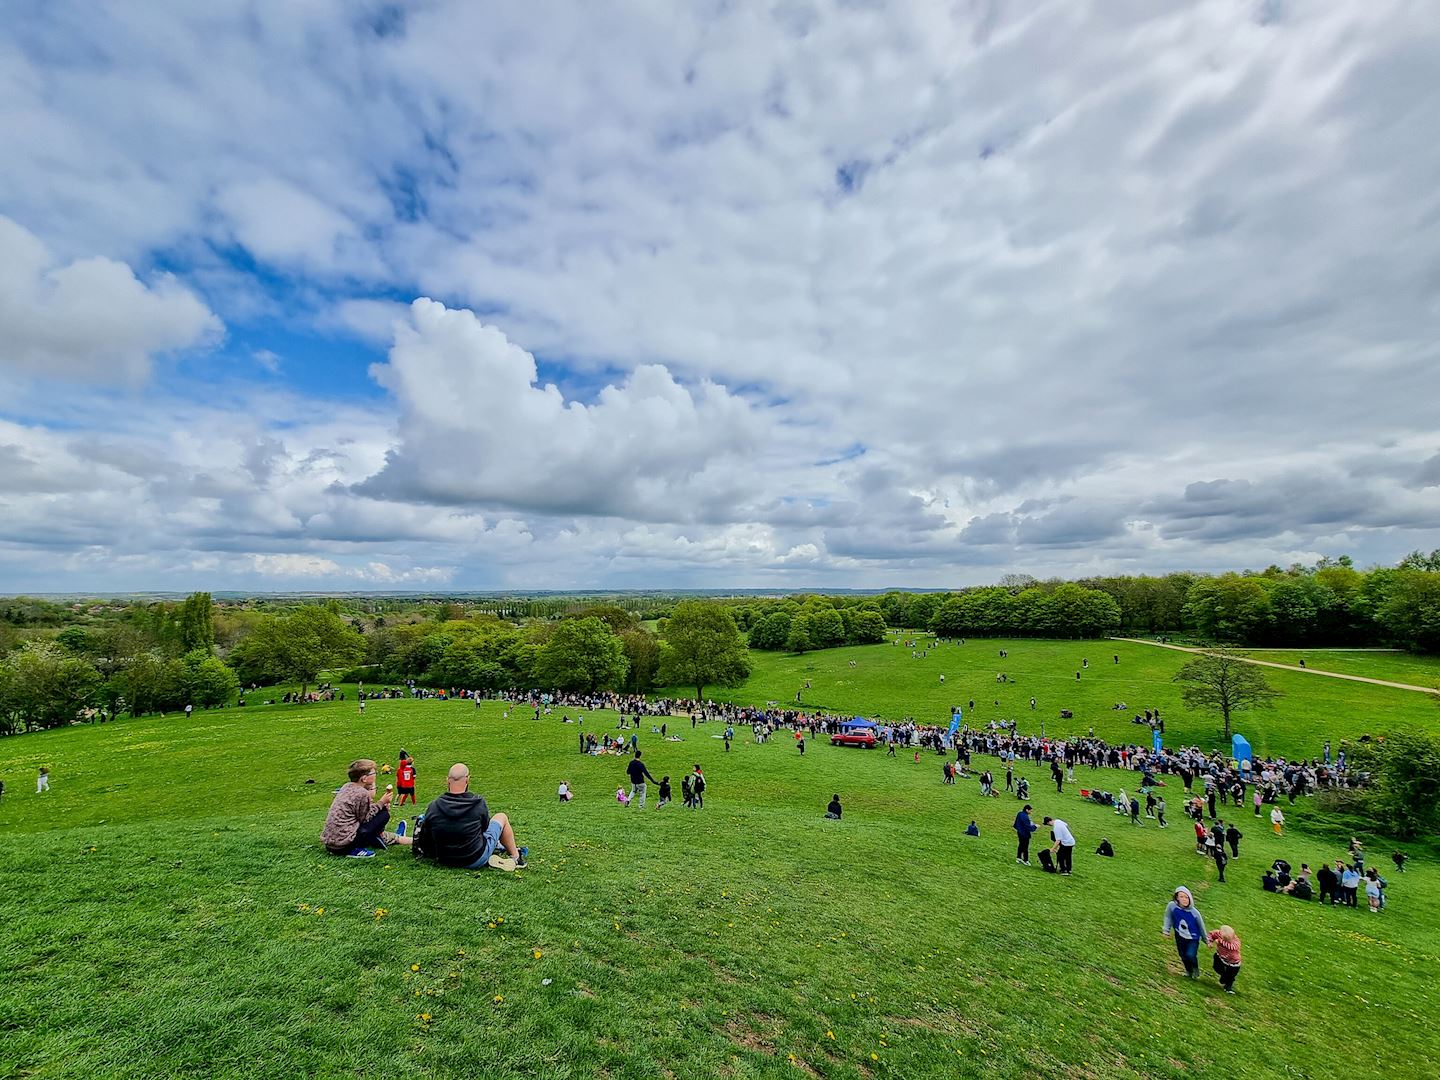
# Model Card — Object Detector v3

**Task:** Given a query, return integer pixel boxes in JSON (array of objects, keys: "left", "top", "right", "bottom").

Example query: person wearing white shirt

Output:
[{"left": 1045, "top": 816, "right": 1076, "bottom": 875}]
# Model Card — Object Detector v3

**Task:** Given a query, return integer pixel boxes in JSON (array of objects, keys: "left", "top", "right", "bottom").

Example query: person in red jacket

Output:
[{"left": 396, "top": 750, "right": 417, "bottom": 806}]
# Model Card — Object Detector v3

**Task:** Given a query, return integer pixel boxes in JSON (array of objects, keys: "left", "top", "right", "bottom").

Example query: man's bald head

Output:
[{"left": 447, "top": 763, "right": 470, "bottom": 792}]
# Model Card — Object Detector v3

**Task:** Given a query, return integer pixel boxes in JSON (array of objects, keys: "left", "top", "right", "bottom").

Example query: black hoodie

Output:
[{"left": 414, "top": 791, "right": 492, "bottom": 867}]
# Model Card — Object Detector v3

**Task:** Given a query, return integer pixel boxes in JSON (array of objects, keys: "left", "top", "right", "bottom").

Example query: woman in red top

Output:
[{"left": 396, "top": 750, "right": 417, "bottom": 806}]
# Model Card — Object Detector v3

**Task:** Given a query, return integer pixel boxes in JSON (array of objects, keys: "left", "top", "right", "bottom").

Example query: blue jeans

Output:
[
  {"left": 461, "top": 820, "right": 505, "bottom": 869},
  {"left": 1175, "top": 935, "right": 1200, "bottom": 977}
]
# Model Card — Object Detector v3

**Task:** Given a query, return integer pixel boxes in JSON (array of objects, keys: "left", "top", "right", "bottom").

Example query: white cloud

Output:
[
  {"left": 357, "top": 299, "right": 784, "bottom": 519},
  {"left": 0, "top": 216, "right": 220, "bottom": 383}
]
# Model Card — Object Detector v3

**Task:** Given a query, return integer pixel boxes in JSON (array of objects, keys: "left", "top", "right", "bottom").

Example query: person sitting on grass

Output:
[
  {"left": 1282, "top": 868, "right": 1313, "bottom": 900},
  {"left": 413, "top": 763, "right": 526, "bottom": 872},
  {"left": 826, "top": 794, "right": 842, "bottom": 820},
  {"left": 1096, "top": 838, "right": 1115, "bottom": 857},
  {"left": 321, "top": 759, "right": 413, "bottom": 859},
  {"left": 966, "top": 819, "right": 980, "bottom": 837},
  {"left": 1262, "top": 869, "right": 1280, "bottom": 892}
]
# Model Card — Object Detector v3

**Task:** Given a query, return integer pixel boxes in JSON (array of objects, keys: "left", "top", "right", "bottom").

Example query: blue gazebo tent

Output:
[
  {"left": 840, "top": 717, "right": 876, "bottom": 729},
  {"left": 1231, "top": 734, "right": 1253, "bottom": 765}
]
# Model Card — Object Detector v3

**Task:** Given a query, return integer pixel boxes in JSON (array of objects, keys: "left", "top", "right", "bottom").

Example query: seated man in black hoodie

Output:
[{"left": 414, "top": 763, "right": 527, "bottom": 871}]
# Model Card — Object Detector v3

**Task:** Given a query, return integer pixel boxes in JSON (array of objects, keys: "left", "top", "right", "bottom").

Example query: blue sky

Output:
[{"left": 1, "top": 0, "right": 1438, "bottom": 592}]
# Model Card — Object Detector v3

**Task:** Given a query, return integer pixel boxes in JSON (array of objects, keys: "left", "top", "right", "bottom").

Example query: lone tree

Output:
[
  {"left": 1173, "top": 649, "right": 1281, "bottom": 741},
  {"left": 657, "top": 600, "right": 751, "bottom": 700}
]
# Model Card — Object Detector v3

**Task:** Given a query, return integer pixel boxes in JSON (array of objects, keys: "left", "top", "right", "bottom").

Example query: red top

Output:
[{"left": 397, "top": 761, "right": 416, "bottom": 786}]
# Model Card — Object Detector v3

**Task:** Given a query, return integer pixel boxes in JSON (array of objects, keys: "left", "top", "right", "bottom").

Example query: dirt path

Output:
[{"left": 1110, "top": 638, "right": 1440, "bottom": 695}]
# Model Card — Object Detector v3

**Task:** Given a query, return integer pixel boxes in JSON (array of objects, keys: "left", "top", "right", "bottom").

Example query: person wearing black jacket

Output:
[
  {"left": 1226, "top": 823, "right": 1242, "bottom": 859},
  {"left": 1316, "top": 862, "right": 1338, "bottom": 905},
  {"left": 1013, "top": 804, "right": 1037, "bottom": 865},
  {"left": 413, "top": 763, "right": 526, "bottom": 871},
  {"left": 626, "top": 751, "right": 658, "bottom": 809}
]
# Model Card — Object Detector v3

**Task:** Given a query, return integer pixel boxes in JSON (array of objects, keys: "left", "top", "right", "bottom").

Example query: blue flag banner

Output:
[{"left": 949, "top": 711, "right": 961, "bottom": 737}]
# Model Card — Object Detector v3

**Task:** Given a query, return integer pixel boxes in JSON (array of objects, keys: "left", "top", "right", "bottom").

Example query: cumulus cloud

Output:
[
  {"left": 0, "top": 216, "right": 220, "bottom": 383},
  {"left": 356, "top": 299, "right": 777, "bottom": 519}
]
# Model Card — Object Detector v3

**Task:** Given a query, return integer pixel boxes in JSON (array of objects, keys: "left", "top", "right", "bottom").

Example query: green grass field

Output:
[
  {"left": 665, "top": 636, "right": 1440, "bottom": 760},
  {"left": 2, "top": 637, "right": 1438, "bottom": 1079},
  {"left": 1233, "top": 649, "right": 1440, "bottom": 688}
]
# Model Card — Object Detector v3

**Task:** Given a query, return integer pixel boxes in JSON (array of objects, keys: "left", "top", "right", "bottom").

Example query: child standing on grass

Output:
[
  {"left": 1209, "top": 925, "right": 1242, "bottom": 993},
  {"left": 682, "top": 774, "right": 695, "bottom": 809},
  {"left": 37, "top": 766, "right": 50, "bottom": 793},
  {"left": 1271, "top": 806, "right": 1284, "bottom": 836},
  {"left": 1365, "top": 870, "right": 1382, "bottom": 912},
  {"left": 657, "top": 776, "right": 671, "bottom": 807},
  {"left": 396, "top": 751, "right": 417, "bottom": 806}
]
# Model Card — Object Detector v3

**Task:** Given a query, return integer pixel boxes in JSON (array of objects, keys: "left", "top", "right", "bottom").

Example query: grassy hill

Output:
[
  {"left": 2, "top": 637, "right": 1438, "bottom": 1079},
  {"left": 661, "top": 636, "right": 1440, "bottom": 760}
]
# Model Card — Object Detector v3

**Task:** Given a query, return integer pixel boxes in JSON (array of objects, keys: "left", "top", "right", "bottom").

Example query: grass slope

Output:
[
  {"left": 1233, "top": 649, "right": 1440, "bottom": 688},
  {"left": 666, "top": 637, "right": 1440, "bottom": 760},
  {"left": 2, "top": 638, "right": 1438, "bottom": 1079}
]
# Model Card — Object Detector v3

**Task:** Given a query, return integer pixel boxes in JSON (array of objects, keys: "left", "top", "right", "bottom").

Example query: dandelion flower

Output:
[
  {"left": 533, "top": 949, "right": 543, "bottom": 959},
  {"left": 871, "top": 1053, "right": 879, "bottom": 1062},
  {"left": 493, "top": 994, "right": 504, "bottom": 1004},
  {"left": 826, "top": 1030, "right": 835, "bottom": 1040},
  {"left": 411, "top": 964, "right": 421, "bottom": 972}
]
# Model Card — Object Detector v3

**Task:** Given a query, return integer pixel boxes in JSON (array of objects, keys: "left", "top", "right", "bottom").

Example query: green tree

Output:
[
  {"left": 846, "top": 607, "right": 887, "bottom": 644},
  {"left": 747, "top": 612, "right": 793, "bottom": 650},
  {"left": 0, "top": 641, "right": 101, "bottom": 733},
  {"left": 619, "top": 627, "right": 661, "bottom": 694},
  {"left": 657, "top": 600, "right": 751, "bottom": 699},
  {"left": 1377, "top": 571, "right": 1440, "bottom": 653},
  {"left": 1173, "top": 650, "right": 1281, "bottom": 740},
  {"left": 183, "top": 651, "right": 240, "bottom": 708},
  {"left": 230, "top": 606, "right": 365, "bottom": 693},
  {"left": 533, "top": 617, "right": 628, "bottom": 693},
  {"left": 178, "top": 592, "right": 216, "bottom": 653},
  {"left": 1344, "top": 728, "right": 1440, "bottom": 838},
  {"left": 784, "top": 619, "right": 813, "bottom": 654}
]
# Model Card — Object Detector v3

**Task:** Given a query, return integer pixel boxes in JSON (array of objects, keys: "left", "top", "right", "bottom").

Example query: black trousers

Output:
[
  {"left": 1017, "top": 833, "right": 1031, "bottom": 862},
  {"left": 1213, "top": 954, "right": 1240, "bottom": 990},
  {"left": 353, "top": 806, "right": 390, "bottom": 851},
  {"left": 1057, "top": 844, "right": 1073, "bottom": 873}
]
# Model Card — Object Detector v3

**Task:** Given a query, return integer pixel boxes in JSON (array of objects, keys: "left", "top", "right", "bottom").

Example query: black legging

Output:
[{"left": 1017, "top": 833, "right": 1031, "bottom": 862}]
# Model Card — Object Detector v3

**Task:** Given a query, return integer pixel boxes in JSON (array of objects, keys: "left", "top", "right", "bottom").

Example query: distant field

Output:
[
  {"left": 1233, "top": 649, "right": 1440, "bottom": 688},
  {"left": 658, "top": 636, "right": 1440, "bottom": 759}
]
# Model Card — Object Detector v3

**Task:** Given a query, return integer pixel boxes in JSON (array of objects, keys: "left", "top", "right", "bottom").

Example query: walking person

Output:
[
  {"left": 1156, "top": 795, "right": 1168, "bottom": 828},
  {"left": 691, "top": 765, "right": 706, "bottom": 809},
  {"left": 1161, "top": 886, "right": 1209, "bottom": 980},
  {"left": 1270, "top": 806, "right": 1285, "bottom": 837},
  {"left": 1209, "top": 925, "right": 1243, "bottom": 993},
  {"left": 625, "top": 750, "right": 657, "bottom": 809},
  {"left": 1226, "top": 822, "right": 1242, "bottom": 859},
  {"left": 1014, "top": 803, "right": 1037, "bottom": 866},
  {"left": 36, "top": 765, "right": 51, "bottom": 793}
]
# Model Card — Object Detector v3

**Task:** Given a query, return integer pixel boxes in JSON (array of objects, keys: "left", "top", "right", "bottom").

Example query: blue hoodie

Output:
[
  {"left": 1162, "top": 886, "right": 1208, "bottom": 941},
  {"left": 1014, "top": 809, "right": 1036, "bottom": 836}
]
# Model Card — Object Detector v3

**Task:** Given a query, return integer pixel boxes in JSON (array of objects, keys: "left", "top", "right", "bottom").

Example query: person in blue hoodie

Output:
[
  {"left": 1161, "top": 886, "right": 1209, "bottom": 979},
  {"left": 1013, "top": 804, "right": 1037, "bottom": 865}
]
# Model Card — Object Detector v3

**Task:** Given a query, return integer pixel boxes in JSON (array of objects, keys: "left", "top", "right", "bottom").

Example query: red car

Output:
[{"left": 831, "top": 728, "right": 878, "bottom": 748}]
